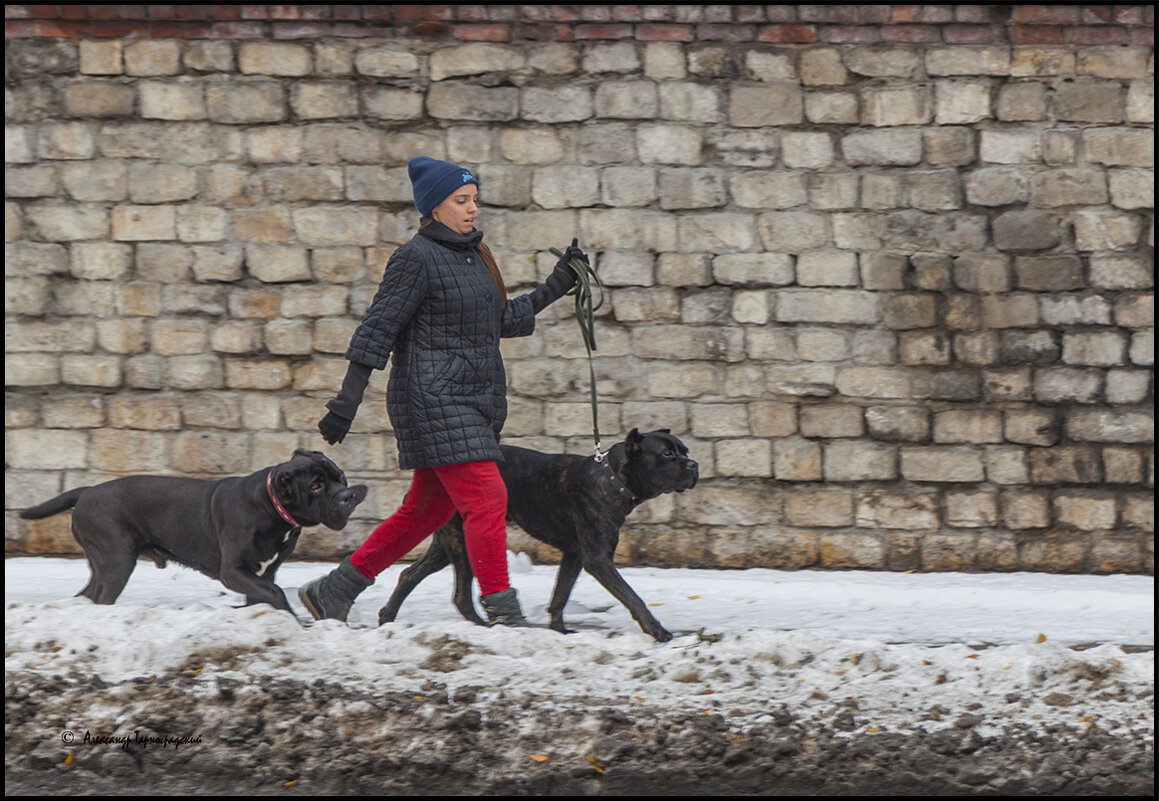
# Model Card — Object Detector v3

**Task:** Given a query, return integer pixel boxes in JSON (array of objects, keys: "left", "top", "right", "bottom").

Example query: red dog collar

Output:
[{"left": 266, "top": 472, "right": 300, "bottom": 527}]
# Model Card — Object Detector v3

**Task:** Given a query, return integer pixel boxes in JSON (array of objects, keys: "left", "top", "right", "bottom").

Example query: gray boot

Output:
[
  {"left": 479, "top": 587, "right": 527, "bottom": 627},
  {"left": 298, "top": 557, "right": 373, "bottom": 622}
]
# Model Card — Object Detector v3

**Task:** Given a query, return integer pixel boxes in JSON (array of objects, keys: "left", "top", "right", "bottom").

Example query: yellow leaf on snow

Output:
[
  {"left": 587, "top": 755, "right": 606, "bottom": 773},
  {"left": 633, "top": 696, "right": 646, "bottom": 702},
  {"left": 1036, "top": 633, "right": 1047, "bottom": 643},
  {"left": 529, "top": 754, "right": 549, "bottom": 763}
]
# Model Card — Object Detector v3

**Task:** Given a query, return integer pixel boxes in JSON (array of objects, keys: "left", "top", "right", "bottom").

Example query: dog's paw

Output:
[{"left": 647, "top": 626, "right": 674, "bottom": 643}]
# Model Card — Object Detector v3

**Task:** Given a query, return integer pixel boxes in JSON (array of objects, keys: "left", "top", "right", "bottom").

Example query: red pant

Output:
[{"left": 349, "top": 460, "right": 510, "bottom": 596}]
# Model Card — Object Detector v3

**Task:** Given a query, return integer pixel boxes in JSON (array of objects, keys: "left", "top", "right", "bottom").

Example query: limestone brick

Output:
[
  {"left": 925, "top": 46, "right": 1011, "bottom": 77},
  {"left": 773, "top": 438, "right": 822, "bottom": 481},
  {"left": 862, "top": 86, "right": 932, "bottom": 127},
  {"left": 642, "top": 42, "right": 684, "bottom": 80},
  {"left": 865, "top": 406, "right": 929, "bottom": 442},
  {"left": 824, "top": 440, "right": 897, "bottom": 481},
  {"left": 1054, "top": 494, "right": 1117, "bottom": 531},
  {"left": 184, "top": 41, "right": 234, "bottom": 73},
  {"left": 964, "top": 166, "right": 1029, "bottom": 206},
  {"left": 795, "top": 328, "right": 849, "bottom": 362},
  {"left": 1051, "top": 81, "right": 1124, "bottom": 123},
  {"left": 799, "top": 403, "right": 863, "bottom": 438},
  {"left": 431, "top": 85, "right": 525, "bottom": 127},
  {"left": 945, "top": 490, "right": 999, "bottom": 527},
  {"left": 1010, "top": 47, "right": 1074, "bottom": 77},
  {"left": 293, "top": 82, "right": 359, "bottom": 120},
  {"left": 206, "top": 83, "right": 286, "bottom": 124},
  {"left": 799, "top": 49, "right": 846, "bottom": 86},
  {"left": 934, "top": 80, "right": 991, "bottom": 124},
  {"left": 776, "top": 290, "right": 877, "bottom": 325},
  {"left": 595, "top": 81, "right": 659, "bottom": 119},
  {"left": 979, "top": 129, "right": 1040, "bottom": 163},
  {"left": 992, "top": 210, "right": 1063, "bottom": 251},
  {"left": 658, "top": 168, "right": 727, "bottom": 210},
  {"left": 124, "top": 40, "right": 180, "bottom": 77},
  {"left": 804, "top": 91, "right": 859, "bottom": 124},
  {"left": 1077, "top": 47, "right": 1152, "bottom": 80},
  {"left": 658, "top": 83, "right": 722, "bottom": 123},
  {"left": 1089, "top": 255, "right": 1153, "bottom": 290},
  {"left": 855, "top": 489, "right": 940, "bottom": 530},
  {"left": 1065, "top": 409, "right": 1154, "bottom": 444},
  {"left": 582, "top": 42, "right": 640, "bottom": 75},
  {"left": 354, "top": 47, "right": 419, "bottom": 77},
  {"left": 139, "top": 81, "right": 206, "bottom": 121},
  {"left": 522, "top": 85, "right": 593, "bottom": 123},
  {"left": 786, "top": 489, "right": 854, "bottom": 527},
  {"left": 924, "top": 127, "right": 976, "bottom": 167},
  {"left": 1082, "top": 128, "right": 1154, "bottom": 168},
  {"left": 728, "top": 83, "right": 803, "bottom": 127},
  {"left": 61, "top": 354, "right": 122, "bottom": 387},
  {"left": 79, "top": 40, "right": 123, "bottom": 75},
  {"left": 635, "top": 124, "right": 703, "bottom": 166},
  {"left": 934, "top": 409, "right": 1003, "bottom": 444},
  {"left": 996, "top": 82, "right": 1047, "bottom": 121},
  {"left": 841, "top": 128, "right": 923, "bottom": 166},
  {"left": 111, "top": 205, "right": 176, "bottom": 241}
]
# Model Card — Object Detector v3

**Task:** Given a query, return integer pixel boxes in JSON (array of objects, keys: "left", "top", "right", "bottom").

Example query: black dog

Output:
[
  {"left": 19, "top": 449, "right": 367, "bottom": 613},
  {"left": 378, "top": 429, "right": 698, "bottom": 642}
]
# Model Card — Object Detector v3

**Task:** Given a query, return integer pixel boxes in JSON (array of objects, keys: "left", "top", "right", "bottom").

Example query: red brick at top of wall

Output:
[{"left": 4, "top": 4, "right": 1154, "bottom": 45}]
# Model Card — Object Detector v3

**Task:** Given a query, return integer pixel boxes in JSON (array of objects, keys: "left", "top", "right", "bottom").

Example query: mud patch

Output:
[{"left": 5, "top": 672, "right": 1153, "bottom": 796}]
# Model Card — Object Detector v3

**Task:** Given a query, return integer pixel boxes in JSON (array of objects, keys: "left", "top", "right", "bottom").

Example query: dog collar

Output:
[
  {"left": 266, "top": 472, "right": 300, "bottom": 527},
  {"left": 599, "top": 458, "right": 641, "bottom": 506}
]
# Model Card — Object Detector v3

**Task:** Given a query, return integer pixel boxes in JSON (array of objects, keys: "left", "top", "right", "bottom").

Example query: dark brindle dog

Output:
[
  {"left": 20, "top": 449, "right": 367, "bottom": 613},
  {"left": 379, "top": 429, "right": 698, "bottom": 641}
]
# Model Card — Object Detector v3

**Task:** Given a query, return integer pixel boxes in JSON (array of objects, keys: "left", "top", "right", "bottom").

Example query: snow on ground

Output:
[{"left": 4, "top": 555, "right": 1153, "bottom": 741}]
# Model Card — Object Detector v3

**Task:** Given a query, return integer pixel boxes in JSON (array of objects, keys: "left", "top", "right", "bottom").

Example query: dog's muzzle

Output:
[
  {"left": 678, "top": 459, "right": 699, "bottom": 491},
  {"left": 328, "top": 485, "right": 369, "bottom": 527}
]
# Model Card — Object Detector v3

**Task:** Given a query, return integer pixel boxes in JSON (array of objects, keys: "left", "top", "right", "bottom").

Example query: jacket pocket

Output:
[{"left": 428, "top": 353, "right": 488, "bottom": 396}]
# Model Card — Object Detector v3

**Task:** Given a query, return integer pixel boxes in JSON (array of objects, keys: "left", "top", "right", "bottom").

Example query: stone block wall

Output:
[{"left": 5, "top": 5, "right": 1154, "bottom": 574}]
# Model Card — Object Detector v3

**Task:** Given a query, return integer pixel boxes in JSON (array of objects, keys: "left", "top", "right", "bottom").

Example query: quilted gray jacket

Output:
[{"left": 337, "top": 221, "right": 568, "bottom": 470}]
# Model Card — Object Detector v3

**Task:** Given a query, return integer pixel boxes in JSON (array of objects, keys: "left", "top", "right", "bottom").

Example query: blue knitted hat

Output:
[{"left": 408, "top": 156, "right": 478, "bottom": 217}]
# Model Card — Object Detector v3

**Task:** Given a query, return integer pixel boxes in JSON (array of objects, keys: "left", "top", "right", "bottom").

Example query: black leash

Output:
[{"left": 550, "top": 245, "right": 606, "bottom": 460}]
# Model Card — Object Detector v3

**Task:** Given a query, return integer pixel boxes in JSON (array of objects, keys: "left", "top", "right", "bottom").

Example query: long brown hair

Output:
[{"left": 476, "top": 241, "right": 508, "bottom": 303}]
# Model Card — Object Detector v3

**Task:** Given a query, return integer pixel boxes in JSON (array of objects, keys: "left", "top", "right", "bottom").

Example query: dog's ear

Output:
[
  {"left": 276, "top": 467, "right": 296, "bottom": 496},
  {"left": 626, "top": 428, "right": 643, "bottom": 453},
  {"left": 293, "top": 448, "right": 322, "bottom": 460}
]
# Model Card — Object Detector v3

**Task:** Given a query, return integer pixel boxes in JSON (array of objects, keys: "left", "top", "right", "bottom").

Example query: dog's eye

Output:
[{"left": 311, "top": 482, "right": 325, "bottom": 493}]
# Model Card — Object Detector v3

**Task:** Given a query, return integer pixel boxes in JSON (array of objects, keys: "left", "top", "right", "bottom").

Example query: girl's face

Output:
[{"left": 431, "top": 185, "right": 479, "bottom": 235}]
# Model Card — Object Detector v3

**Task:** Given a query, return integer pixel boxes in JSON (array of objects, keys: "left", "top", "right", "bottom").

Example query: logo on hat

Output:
[{"left": 462, "top": 172, "right": 474, "bottom": 183}]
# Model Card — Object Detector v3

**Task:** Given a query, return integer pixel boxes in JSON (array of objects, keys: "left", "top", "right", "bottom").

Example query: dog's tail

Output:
[{"left": 19, "top": 488, "right": 89, "bottom": 520}]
